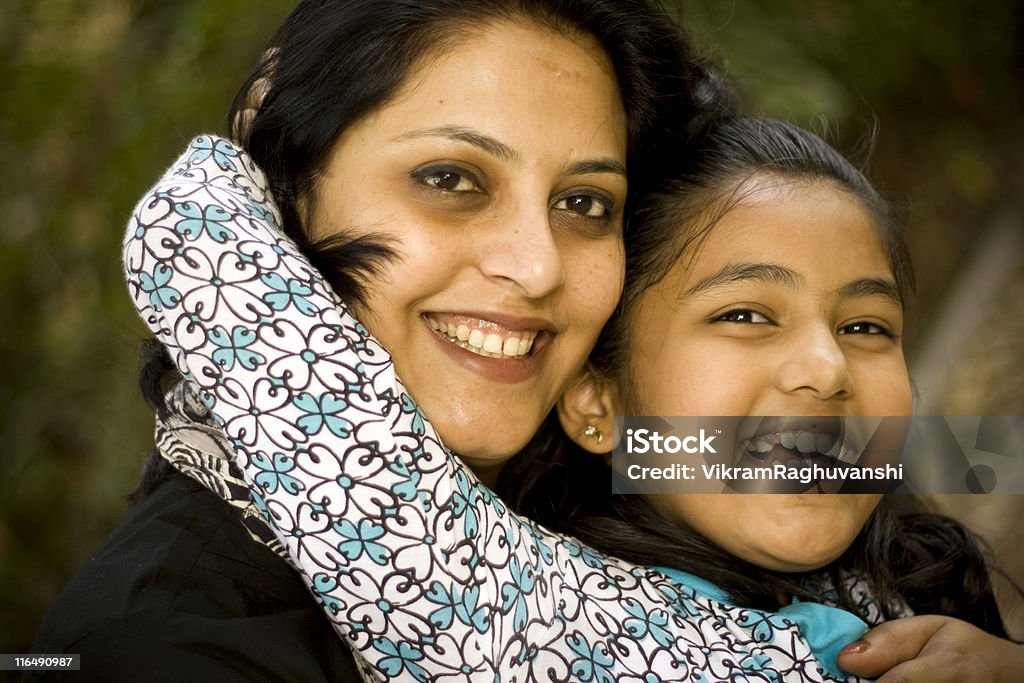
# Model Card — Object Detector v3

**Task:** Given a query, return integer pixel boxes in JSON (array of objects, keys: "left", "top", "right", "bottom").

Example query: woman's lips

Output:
[{"left": 421, "top": 312, "right": 554, "bottom": 384}]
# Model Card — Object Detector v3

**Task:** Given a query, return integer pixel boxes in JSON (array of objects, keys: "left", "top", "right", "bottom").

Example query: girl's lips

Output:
[
  {"left": 736, "top": 416, "right": 850, "bottom": 460},
  {"left": 421, "top": 312, "right": 554, "bottom": 384},
  {"left": 738, "top": 430, "right": 843, "bottom": 460}
]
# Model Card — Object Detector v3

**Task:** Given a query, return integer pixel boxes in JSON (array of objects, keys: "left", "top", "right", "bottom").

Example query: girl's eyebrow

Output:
[
  {"left": 682, "top": 262, "right": 802, "bottom": 298},
  {"left": 682, "top": 262, "right": 902, "bottom": 306},
  {"left": 836, "top": 277, "right": 902, "bottom": 305}
]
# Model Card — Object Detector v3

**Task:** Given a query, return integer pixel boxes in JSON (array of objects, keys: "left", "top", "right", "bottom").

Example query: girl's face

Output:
[
  {"left": 569, "top": 178, "right": 913, "bottom": 572},
  {"left": 307, "top": 20, "right": 627, "bottom": 482}
]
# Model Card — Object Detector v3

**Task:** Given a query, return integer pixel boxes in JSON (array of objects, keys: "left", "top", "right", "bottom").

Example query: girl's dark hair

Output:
[
  {"left": 598, "top": 116, "right": 914, "bottom": 377},
  {"left": 497, "top": 116, "right": 1012, "bottom": 636},
  {"left": 133, "top": 0, "right": 735, "bottom": 497}
]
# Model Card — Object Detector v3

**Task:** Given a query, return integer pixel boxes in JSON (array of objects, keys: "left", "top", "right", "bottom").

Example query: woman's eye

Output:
[
  {"left": 554, "top": 194, "right": 611, "bottom": 218},
  {"left": 413, "top": 167, "right": 480, "bottom": 193},
  {"left": 839, "top": 321, "right": 893, "bottom": 337},
  {"left": 715, "top": 309, "right": 771, "bottom": 324}
]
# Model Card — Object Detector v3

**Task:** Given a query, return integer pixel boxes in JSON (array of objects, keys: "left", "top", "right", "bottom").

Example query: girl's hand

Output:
[{"left": 837, "top": 615, "right": 1024, "bottom": 682}]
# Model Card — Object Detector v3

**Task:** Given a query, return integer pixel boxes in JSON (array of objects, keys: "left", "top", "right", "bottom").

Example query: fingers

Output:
[
  {"left": 873, "top": 650, "right": 982, "bottom": 683},
  {"left": 840, "top": 615, "right": 1024, "bottom": 683},
  {"left": 837, "top": 615, "right": 952, "bottom": 678}
]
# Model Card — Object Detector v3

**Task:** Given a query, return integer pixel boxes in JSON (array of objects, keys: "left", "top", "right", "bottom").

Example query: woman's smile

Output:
[
  {"left": 422, "top": 311, "right": 556, "bottom": 385},
  {"left": 423, "top": 313, "right": 545, "bottom": 360},
  {"left": 306, "top": 20, "right": 627, "bottom": 469}
]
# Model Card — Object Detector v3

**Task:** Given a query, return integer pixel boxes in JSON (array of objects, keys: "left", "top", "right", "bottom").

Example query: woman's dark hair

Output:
[
  {"left": 231, "top": 0, "right": 728, "bottom": 253},
  {"left": 133, "top": 0, "right": 735, "bottom": 497},
  {"left": 497, "top": 116, "right": 1012, "bottom": 636}
]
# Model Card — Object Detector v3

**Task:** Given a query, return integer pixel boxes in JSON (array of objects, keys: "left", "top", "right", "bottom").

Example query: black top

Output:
[{"left": 30, "top": 470, "right": 364, "bottom": 682}]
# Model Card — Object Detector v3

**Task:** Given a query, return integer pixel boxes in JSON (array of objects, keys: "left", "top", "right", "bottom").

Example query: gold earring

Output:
[{"left": 583, "top": 424, "right": 603, "bottom": 444}]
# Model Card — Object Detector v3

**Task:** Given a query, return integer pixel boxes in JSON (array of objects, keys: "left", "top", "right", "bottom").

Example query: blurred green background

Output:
[{"left": 1, "top": 0, "right": 1021, "bottom": 654}]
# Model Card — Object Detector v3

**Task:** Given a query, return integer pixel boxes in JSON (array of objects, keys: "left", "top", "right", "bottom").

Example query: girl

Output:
[
  {"left": 122, "top": 101, "right": 1023, "bottom": 683},
  {"left": 510, "top": 115, "right": 1023, "bottom": 679}
]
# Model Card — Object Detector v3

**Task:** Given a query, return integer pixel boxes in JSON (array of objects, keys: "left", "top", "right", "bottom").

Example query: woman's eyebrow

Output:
[
  {"left": 682, "top": 262, "right": 802, "bottom": 298},
  {"left": 394, "top": 125, "right": 519, "bottom": 162},
  {"left": 394, "top": 126, "right": 626, "bottom": 178}
]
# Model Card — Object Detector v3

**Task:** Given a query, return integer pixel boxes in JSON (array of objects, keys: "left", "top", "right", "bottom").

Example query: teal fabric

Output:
[{"left": 655, "top": 567, "right": 868, "bottom": 680}]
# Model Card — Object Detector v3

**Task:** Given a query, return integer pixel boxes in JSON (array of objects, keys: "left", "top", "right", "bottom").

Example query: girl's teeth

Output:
[
  {"left": 744, "top": 430, "right": 843, "bottom": 460},
  {"left": 468, "top": 329, "right": 485, "bottom": 348},
  {"left": 796, "top": 431, "right": 816, "bottom": 453},
  {"left": 456, "top": 324, "right": 470, "bottom": 341},
  {"left": 503, "top": 338, "right": 518, "bottom": 355}
]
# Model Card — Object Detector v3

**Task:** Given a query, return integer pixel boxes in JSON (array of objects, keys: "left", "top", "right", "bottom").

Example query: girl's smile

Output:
[
  {"left": 563, "top": 175, "right": 913, "bottom": 572},
  {"left": 624, "top": 177, "right": 912, "bottom": 571}
]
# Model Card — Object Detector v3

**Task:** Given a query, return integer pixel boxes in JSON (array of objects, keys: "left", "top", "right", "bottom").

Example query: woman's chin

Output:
[{"left": 427, "top": 411, "right": 537, "bottom": 482}]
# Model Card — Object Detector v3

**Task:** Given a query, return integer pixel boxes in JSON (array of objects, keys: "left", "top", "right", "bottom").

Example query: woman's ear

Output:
[{"left": 557, "top": 365, "right": 618, "bottom": 455}]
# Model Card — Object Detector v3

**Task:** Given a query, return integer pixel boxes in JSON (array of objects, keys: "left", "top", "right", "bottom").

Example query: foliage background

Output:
[{"left": 1, "top": 0, "right": 1021, "bottom": 655}]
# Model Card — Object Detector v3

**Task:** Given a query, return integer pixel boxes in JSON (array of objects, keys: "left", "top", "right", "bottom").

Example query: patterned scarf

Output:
[
  {"left": 154, "top": 382, "right": 378, "bottom": 681},
  {"left": 154, "top": 381, "right": 291, "bottom": 562}
]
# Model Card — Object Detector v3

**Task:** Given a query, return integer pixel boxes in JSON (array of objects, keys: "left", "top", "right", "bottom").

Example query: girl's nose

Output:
[
  {"left": 775, "top": 324, "right": 854, "bottom": 401},
  {"left": 477, "top": 205, "right": 565, "bottom": 299}
]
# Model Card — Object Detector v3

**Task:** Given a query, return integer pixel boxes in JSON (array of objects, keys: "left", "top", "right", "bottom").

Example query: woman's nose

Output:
[
  {"left": 775, "top": 324, "right": 854, "bottom": 400},
  {"left": 477, "top": 204, "right": 565, "bottom": 299}
]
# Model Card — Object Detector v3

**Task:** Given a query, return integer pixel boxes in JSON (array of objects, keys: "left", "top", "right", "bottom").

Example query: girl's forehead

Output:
[{"left": 678, "top": 180, "right": 891, "bottom": 282}]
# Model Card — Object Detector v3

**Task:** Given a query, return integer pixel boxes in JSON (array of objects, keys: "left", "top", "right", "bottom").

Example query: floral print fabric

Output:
[{"left": 124, "top": 136, "right": 868, "bottom": 682}]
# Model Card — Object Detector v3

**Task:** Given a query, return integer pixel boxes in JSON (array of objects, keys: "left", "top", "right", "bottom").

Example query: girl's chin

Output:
[
  {"left": 753, "top": 552, "right": 842, "bottom": 574},
  {"left": 738, "top": 533, "right": 854, "bottom": 573}
]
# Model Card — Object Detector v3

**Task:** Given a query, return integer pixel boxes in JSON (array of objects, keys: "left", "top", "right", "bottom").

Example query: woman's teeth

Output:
[{"left": 426, "top": 316, "right": 536, "bottom": 359}]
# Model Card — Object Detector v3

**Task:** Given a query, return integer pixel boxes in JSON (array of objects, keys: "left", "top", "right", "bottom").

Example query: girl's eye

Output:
[
  {"left": 838, "top": 321, "right": 893, "bottom": 338},
  {"left": 412, "top": 166, "right": 481, "bottom": 193},
  {"left": 714, "top": 309, "right": 771, "bottom": 324},
  {"left": 554, "top": 194, "right": 611, "bottom": 218}
]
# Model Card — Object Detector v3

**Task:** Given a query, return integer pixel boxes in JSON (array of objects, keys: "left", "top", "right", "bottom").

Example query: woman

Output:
[
  {"left": 38, "top": 1, "right": 1012, "bottom": 679},
  {"left": 30, "top": 0, "right": 718, "bottom": 679}
]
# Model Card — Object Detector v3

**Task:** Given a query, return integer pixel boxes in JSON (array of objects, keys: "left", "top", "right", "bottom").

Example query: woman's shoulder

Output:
[{"left": 30, "top": 469, "right": 364, "bottom": 681}]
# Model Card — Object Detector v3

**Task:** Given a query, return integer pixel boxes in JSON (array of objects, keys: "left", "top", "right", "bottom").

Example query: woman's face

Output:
[
  {"left": 616, "top": 179, "right": 912, "bottom": 572},
  {"left": 307, "top": 20, "right": 627, "bottom": 481}
]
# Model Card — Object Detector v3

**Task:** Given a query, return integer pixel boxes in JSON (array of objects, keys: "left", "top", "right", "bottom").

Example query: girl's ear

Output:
[{"left": 557, "top": 365, "right": 618, "bottom": 455}]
